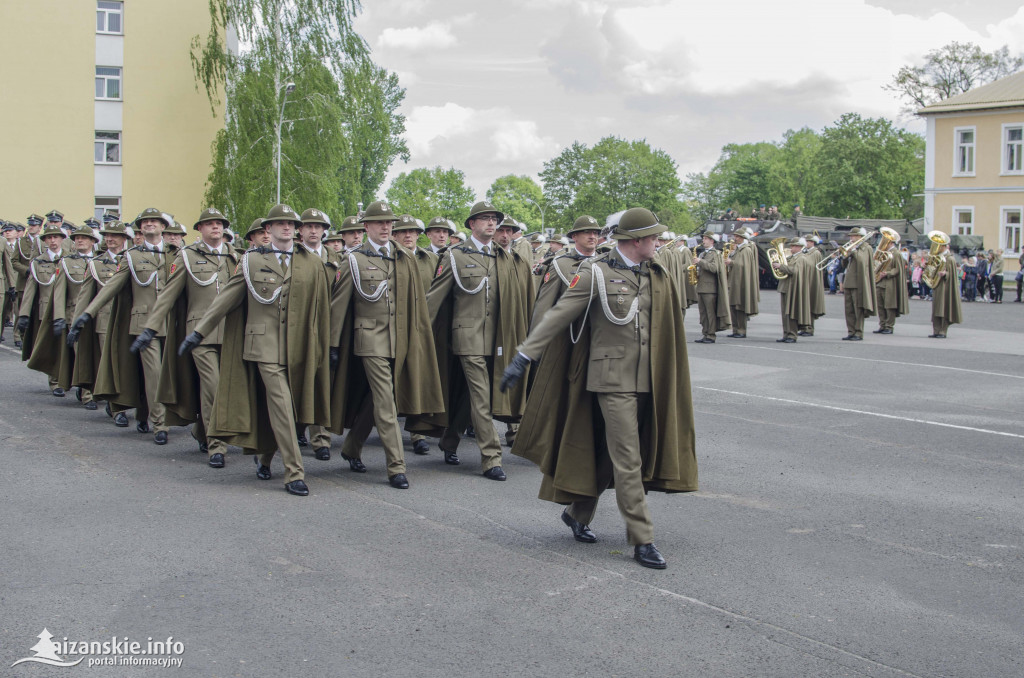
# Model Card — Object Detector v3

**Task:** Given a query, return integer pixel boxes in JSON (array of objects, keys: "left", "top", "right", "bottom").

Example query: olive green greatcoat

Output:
[
  {"left": 70, "top": 254, "right": 121, "bottom": 393},
  {"left": 23, "top": 257, "right": 68, "bottom": 385},
  {"left": 804, "top": 247, "right": 827, "bottom": 318},
  {"left": 512, "top": 249, "right": 697, "bottom": 502},
  {"left": 328, "top": 243, "right": 445, "bottom": 433},
  {"left": 777, "top": 252, "right": 820, "bottom": 326},
  {"left": 727, "top": 241, "right": 759, "bottom": 316},
  {"left": 931, "top": 255, "right": 963, "bottom": 324},
  {"left": 197, "top": 247, "right": 331, "bottom": 454},
  {"left": 876, "top": 251, "right": 910, "bottom": 315},
  {"left": 843, "top": 245, "right": 876, "bottom": 316},
  {"left": 48, "top": 254, "right": 92, "bottom": 389},
  {"left": 91, "top": 279, "right": 150, "bottom": 421}
]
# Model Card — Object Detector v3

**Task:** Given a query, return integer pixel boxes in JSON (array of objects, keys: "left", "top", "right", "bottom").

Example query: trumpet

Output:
[
  {"left": 815, "top": 229, "right": 877, "bottom": 271},
  {"left": 767, "top": 237, "right": 788, "bottom": 280}
]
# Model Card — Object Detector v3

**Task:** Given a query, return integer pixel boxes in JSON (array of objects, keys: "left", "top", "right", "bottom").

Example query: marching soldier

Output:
[
  {"left": 693, "top": 232, "right": 730, "bottom": 343},
  {"left": 297, "top": 207, "right": 340, "bottom": 460},
  {"left": 0, "top": 223, "right": 17, "bottom": 342},
  {"left": 422, "top": 200, "right": 532, "bottom": 480},
  {"left": 181, "top": 203, "right": 332, "bottom": 496},
  {"left": 131, "top": 208, "right": 238, "bottom": 467},
  {"left": 840, "top": 227, "right": 876, "bottom": 341},
  {"left": 928, "top": 233, "right": 962, "bottom": 338},
  {"left": 18, "top": 221, "right": 66, "bottom": 395},
  {"left": 244, "top": 218, "right": 272, "bottom": 249},
  {"left": 725, "top": 226, "right": 758, "bottom": 338},
  {"left": 772, "top": 238, "right": 816, "bottom": 342},
  {"left": 162, "top": 220, "right": 187, "bottom": 251},
  {"left": 11, "top": 214, "right": 46, "bottom": 347},
  {"left": 797, "top": 235, "right": 826, "bottom": 336},
  {"left": 424, "top": 216, "right": 454, "bottom": 255},
  {"left": 449, "top": 231, "right": 466, "bottom": 246},
  {"left": 500, "top": 207, "right": 697, "bottom": 570},
  {"left": 324, "top": 230, "right": 346, "bottom": 255},
  {"left": 532, "top": 215, "right": 601, "bottom": 325},
  {"left": 70, "top": 208, "right": 174, "bottom": 442},
  {"left": 51, "top": 224, "right": 100, "bottom": 407},
  {"left": 68, "top": 221, "right": 130, "bottom": 424},
  {"left": 873, "top": 232, "right": 909, "bottom": 334},
  {"left": 337, "top": 215, "right": 365, "bottom": 253},
  {"left": 329, "top": 201, "right": 445, "bottom": 487}
]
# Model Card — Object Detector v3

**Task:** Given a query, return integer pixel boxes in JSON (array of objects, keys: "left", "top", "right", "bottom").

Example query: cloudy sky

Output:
[{"left": 353, "top": 0, "right": 1024, "bottom": 200}]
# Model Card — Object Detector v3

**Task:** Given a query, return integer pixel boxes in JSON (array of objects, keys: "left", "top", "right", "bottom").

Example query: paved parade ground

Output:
[{"left": 1, "top": 290, "right": 1021, "bottom": 677}]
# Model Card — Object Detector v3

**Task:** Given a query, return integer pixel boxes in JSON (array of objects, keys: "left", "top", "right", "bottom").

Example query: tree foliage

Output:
[
  {"left": 486, "top": 175, "right": 545, "bottom": 231},
  {"left": 385, "top": 167, "right": 476, "bottom": 225},
  {"left": 885, "top": 41, "right": 1024, "bottom": 114},
  {"left": 539, "top": 137, "right": 687, "bottom": 233}
]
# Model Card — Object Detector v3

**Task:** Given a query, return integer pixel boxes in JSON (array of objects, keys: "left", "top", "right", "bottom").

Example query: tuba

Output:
[
  {"left": 920, "top": 230, "right": 951, "bottom": 288},
  {"left": 767, "top": 237, "right": 788, "bottom": 280},
  {"left": 873, "top": 226, "right": 900, "bottom": 282}
]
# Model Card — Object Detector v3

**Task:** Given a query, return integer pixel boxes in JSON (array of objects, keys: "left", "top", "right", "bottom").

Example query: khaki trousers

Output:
[
  {"left": 190, "top": 345, "right": 226, "bottom": 455},
  {"left": 308, "top": 425, "right": 331, "bottom": 449},
  {"left": 568, "top": 392, "right": 654, "bottom": 546},
  {"left": 780, "top": 292, "right": 797, "bottom": 339},
  {"left": 877, "top": 307, "right": 896, "bottom": 331},
  {"left": 256, "top": 362, "right": 304, "bottom": 484},
  {"left": 441, "top": 355, "right": 502, "bottom": 470},
  {"left": 843, "top": 291, "right": 865, "bottom": 338},
  {"left": 340, "top": 356, "right": 406, "bottom": 476},
  {"left": 932, "top": 316, "right": 950, "bottom": 336},
  {"left": 730, "top": 308, "right": 747, "bottom": 334},
  {"left": 698, "top": 293, "right": 717, "bottom": 339},
  {"left": 137, "top": 338, "right": 167, "bottom": 432}
]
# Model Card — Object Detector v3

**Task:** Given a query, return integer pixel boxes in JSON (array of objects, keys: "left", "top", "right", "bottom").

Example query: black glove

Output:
[
  {"left": 329, "top": 347, "right": 340, "bottom": 370},
  {"left": 6, "top": 287, "right": 15, "bottom": 301},
  {"left": 52, "top": 318, "right": 67, "bottom": 337},
  {"left": 499, "top": 353, "right": 532, "bottom": 393},
  {"left": 66, "top": 313, "right": 92, "bottom": 346},
  {"left": 178, "top": 330, "right": 203, "bottom": 356},
  {"left": 129, "top": 328, "right": 156, "bottom": 354},
  {"left": 16, "top": 316, "right": 29, "bottom": 333}
]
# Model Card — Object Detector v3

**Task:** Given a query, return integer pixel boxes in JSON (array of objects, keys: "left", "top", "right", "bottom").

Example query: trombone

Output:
[{"left": 815, "top": 230, "right": 877, "bottom": 271}]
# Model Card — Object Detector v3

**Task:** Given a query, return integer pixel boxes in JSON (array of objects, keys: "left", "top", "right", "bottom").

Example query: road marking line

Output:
[
  {"left": 698, "top": 387, "right": 1024, "bottom": 440},
  {"left": 720, "top": 344, "right": 1024, "bottom": 380}
]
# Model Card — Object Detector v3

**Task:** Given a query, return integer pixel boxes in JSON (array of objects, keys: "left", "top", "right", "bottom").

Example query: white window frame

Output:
[
  {"left": 95, "top": 131, "right": 121, "bottom": 165},
  {"left": 94, "top": 197, "right": 121, "bottom": 222},
  {"left": 95, "top": 66, "right": 122, "bottom": 101},
  {"left": 953, "top": 126, "right": 976, "bottom": 177},
  {"left": 1000, "top": 205, "right": 1022, "bottom": 256},
  {"left": 952, "top": 206, "right": 974, "bottom": 236},
  {"left": 96, "top": 1, "right": 123, "bottom": 35},
  {"left": 1001, "top": 123, "right": 1024, "bottom": 176}
]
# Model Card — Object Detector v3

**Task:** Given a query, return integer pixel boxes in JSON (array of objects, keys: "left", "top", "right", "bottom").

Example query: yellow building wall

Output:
[
  {"left": 933, "top": 110, "right": 1024, "bottom": 189},
  {"left": 123, "top": 0, "right": 223, "bottom": 232},
  {"left": 0, "top": 0, "right": 95, "bottom": 222}
]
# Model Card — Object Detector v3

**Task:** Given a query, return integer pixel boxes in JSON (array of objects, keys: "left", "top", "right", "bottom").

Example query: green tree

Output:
[
  {"left": 386, "top": 167, "right": 476, "bottom": 225},
  {"left": 886, "top": 41, "right": 1024, "bottom": 113},
  {"left": 681, "top": 171, "right": 726, "bottom": 224},
  {"left": 486, "top": 175, "right": 545, "bottom": 231}
]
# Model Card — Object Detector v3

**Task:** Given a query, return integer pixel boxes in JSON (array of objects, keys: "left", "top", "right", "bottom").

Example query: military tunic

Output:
[
  {"left": 841, "top": 244, "right": 876, "bottom": 339},
  {"left": 51, "top": 254, "right": 93, "bottom": 397},
  {"left": 726, "top": 240, "right": 759, "bottom": 335},
  {"left": 694, "top": 247, "right": 730, "bottom": 340},
  {"left": 71, "top": 250, "right": 122, "bottom": 398},
  {"left": 930, "top": 253, "right": 962, "bottom": 336},
  {"left": 20, "top": 252, "right": 62, "bottom": 388},
  {"left": 875, "top": 250, "right": 909, "bottom": 332}
]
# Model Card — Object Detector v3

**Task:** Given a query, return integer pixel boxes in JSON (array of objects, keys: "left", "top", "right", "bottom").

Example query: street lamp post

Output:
[
  {"left": 524, "top": 196, "right": 546, "bottom": 233},
  {"left": 276, "top": 82, "right": 296, "bottom": 204}
]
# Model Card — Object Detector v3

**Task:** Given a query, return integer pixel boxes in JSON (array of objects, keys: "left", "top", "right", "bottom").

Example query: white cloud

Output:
[
  {"left": 377, "top": 21, "right": 457, "bottom": 51},
  {"left": 404, "top": 103, "right": 477, "bottom": 157}
]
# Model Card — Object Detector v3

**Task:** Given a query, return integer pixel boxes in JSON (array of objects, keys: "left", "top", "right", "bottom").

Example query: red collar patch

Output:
[{"left": 568, "top": 273, "right": 581, "bottom": 288}]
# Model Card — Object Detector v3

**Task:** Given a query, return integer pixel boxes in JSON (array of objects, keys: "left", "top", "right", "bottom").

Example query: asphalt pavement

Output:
[{"left": 1, "top": 290, "right": 1022, "bottom": 677}]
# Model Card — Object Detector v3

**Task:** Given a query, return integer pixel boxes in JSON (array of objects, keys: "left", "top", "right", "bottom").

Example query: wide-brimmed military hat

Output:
[
  {"left": 425, "top": 216, "right": 456, "bottom": 234},
  {"left": 262, "top": 204, "right": 303, "bottom": 227},
  {"left": 40, "top": 223, "right": 66, "bottom": 239},
  {"left": 391, "top": 214, "right": 421, "bottom": 233},
  {"left": 300, "top": 207, "right": 332, "bottom": 227},
  {"left": 83, "top": 217, "right": 100, "bottom": 228},
  {"left": 46, "top": 210, "right": 64, "bottom": 223},
  {"left": 193, "top": 207, "right": 230, "bottom": 230},
  {"left": 806, "top": 233, "right": 821, "bottom": 244},
  {"left": 733, "top": 226, "right": 753, "bottom": 240},
  {"left": 464, "top": 201, "right": 505, "bottom": 229},
  {"left": 658, "top": 231, "right": 674, "bottom": 241},
  {"left": 702, "top": 232, "right": 720, "bottom": 243},
  {"left": 526, "top": 232, "right": 547, "bottom": 244},
  {"left": 849, "top": 227, "right": 868, "bottom": 237},
  {"left": 450, "top": 231, "right": 467, "bottom": 242},
  {"left": 359, "top": 201, "right": 397, "bottom": 223},
  {"left": 567, "top": 215, "right": 601, "bottom": 236},
  {"left": 245, "top": 218, "right": 267, "bottom": 240},
  {"left": 99, "top": 221, "right": 129, "bottom": 237},
  {"left": 164, "top": 221, "right": 187, "bottom": 235},
  {"left": 27, "top": 214, "right": 44, "bottom": 226},
  {"left": 337, "top": 215, "right": 364, "bottom": 233},
  {"left": 498, "top": 215, "right": 521, "bottom": 232},
  {"left": 324, "top": 231, "right": 345, "bottom": 243},
  {"left": 222, "top": 229, "right": 235, "bottom": 243},
  {"left": 70, "top": 224, "right": 100, "bottom": 242},
  {"left": 610, "top": 208, "right": 666, "bottom": 240},
  {"left": 102, "top": 210, "right": 120, "bottom": 223},
  {"left": 134, "top": 207, "right": 170, "bottom": 228}
]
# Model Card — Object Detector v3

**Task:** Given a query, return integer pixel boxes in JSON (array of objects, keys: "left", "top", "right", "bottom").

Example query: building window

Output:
[
  {"left": 953, "top": 127, "right": 975, "bottom": 176},
  {"left": 94, "top": 197, "right": 121, "bottom": 222},
  {"left": 1002, "top": 207, "right": 1022, "bottom": 255},
  {"left": 95, "top": 67, "right": 121, "bottom": 100},
  {"left": 1003, "top": 124, "right": 1023, "bottom": 175},
  {"left": 95, "top": 131, "right": 121, "bottom": 164},
  {"left": 952, "top": 207, "right": 974, "bottom": 235},
  {"left": 96, "top": 1, "right": 123, "bottom": 34}
]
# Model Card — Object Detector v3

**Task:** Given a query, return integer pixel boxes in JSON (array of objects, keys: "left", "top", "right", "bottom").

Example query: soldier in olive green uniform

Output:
[
  {"left": 0, "top": 223, "right": 18, "bottom": 342},
  {"left": 72, "top": 208, "right": 174, "bottom": 441},
  {"left": 18, "top": 223, "right": 67, "bottom": 394},
  {"left": 873, "top": 232, "right": 909, "bottom": 334},
  {"left": 725, "top": 226, "right": 758, "bottom": 338},
  {"left": 132, "top": 208, "right": 238, "bottom": 466},
  {"left": 183, "top": 204, "right": 332, "bottom": 496},
  {"left": 11, "top": 215, "right": 47, "bottom": 347},
  {"left": 928, "top": 234, "right": 962, "bottom": 337},
  {"left": 772, "top": 238, "right": 812, "bottom": 342},
  {"left": 51, "top": 224, "right": 100, "bottom": 407},
  {"left": 797, "top": 235, "right": 825, "bottom": 336},
  {"left": 693, "top": 232, "right": 730, "bottom": 343},
  {"left": 501, "top": 208, "right": 698, "bottom": 570},
  {"left": 425, "top": 201, "right": 532, "bottom": 480},
  {"left": 532, "top": 215, "right": 601, "bottom": 327},
  {"left": 840, "top": 227, "right": 876, "bottom": 341},
  {"left": 68, "top": 222, "right": 130, "bottom": 422},
  {"left": 424, "top": 216, "right": 454, "bottom": 256},
  {"left": 337, "top": 216, "right": 365, "bottom": 253},
  {"left": 331, "top": 202, "right": 444, "bottom": 486}
]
